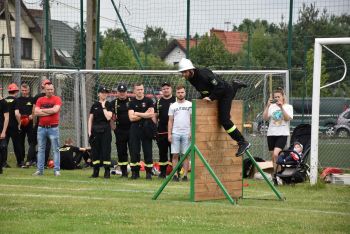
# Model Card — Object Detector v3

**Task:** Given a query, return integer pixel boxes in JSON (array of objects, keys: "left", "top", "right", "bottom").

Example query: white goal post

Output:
[{"left": 310, "top": 37, "right": 350, "bottom": 185}]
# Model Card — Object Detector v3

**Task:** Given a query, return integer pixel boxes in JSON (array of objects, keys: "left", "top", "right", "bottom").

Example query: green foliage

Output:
[
  {"left": 139, "top": 26, "right": 169, "bottom": 56},
  {"left": 305, "top": 48, "right": 331, "bottom": 96},
  {"left": 72, "top": 24, "right": 86, "bottom": 68},
  {"left": 100, "top": 37, "right": 137, "bottom": 69},
  {"left": 190, "top": 34, "right": 236, "bottom": 68}
]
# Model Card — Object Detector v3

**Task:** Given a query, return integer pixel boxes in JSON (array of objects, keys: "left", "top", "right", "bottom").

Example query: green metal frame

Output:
[{"left": 153, "top": 99, "right": 285, "bottom": 204}]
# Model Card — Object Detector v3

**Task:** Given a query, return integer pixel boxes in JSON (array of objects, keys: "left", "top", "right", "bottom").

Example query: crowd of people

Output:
[{"left": 0, "top": 58, "right": 293, "bottom": 183}]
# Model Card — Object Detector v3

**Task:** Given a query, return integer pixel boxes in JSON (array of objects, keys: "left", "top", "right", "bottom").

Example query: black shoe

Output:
[
  {"left": 158, "top": 173, "right": 166, "bottom": 179},
  {"left": 104, "top": 168, "right": 111, "bottom": 179},
  {"left": 182, "top": 176, "right": 188, "bottom": 182},
  {"left": 90, "top": 167, "right": 100, "bottom": 178},
  {"left": 236, "top": 141, "right": 251, "bottom": 156},
  {"left": 146, "top": 173, "right": 152, "bottom": 180},
  {"left": 130, "top": 171, "right": 139, "bottom": 180},
  {"left": 121, "top": 174, "right": 128, "bottom": 178},
  {"left": 173, "top": 175, "right": 179, "bottom": 182},
  {"left": 231, "top": 79, "right": 248, "bottom": 89}
]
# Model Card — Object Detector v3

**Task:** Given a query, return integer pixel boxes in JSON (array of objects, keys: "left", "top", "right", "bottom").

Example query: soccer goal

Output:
[
  {"left": 310, "top": 37, "right": 350, "bottom": 185},
  {"left": 0, "top": 68, "right": 288, "bottom": 162}
]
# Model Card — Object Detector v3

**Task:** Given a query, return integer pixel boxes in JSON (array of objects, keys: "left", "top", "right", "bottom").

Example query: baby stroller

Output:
[{"left": 276, "top": 124, "right": 311, "bottom": 184}]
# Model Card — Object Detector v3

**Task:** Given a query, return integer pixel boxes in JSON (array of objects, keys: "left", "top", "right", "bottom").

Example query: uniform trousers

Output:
[{"left": 129, "top": 123, "right": 153, "bottom": 172}]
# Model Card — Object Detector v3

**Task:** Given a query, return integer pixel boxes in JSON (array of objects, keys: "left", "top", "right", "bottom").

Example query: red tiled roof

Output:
[
  {"left": 210, "top": 28, "right": 247, "bottom": 54},
  {"left": 176, "top": 39, "right": 198, "bottom": 51}
]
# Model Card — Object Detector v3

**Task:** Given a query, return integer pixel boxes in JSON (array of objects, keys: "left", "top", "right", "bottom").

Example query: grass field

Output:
[{"left": 0, "top": 166, "right": 349, "bottom": 234}]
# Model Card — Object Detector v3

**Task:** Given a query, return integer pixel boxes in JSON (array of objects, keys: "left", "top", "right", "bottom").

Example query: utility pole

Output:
[
  {"left": 224, "top": 21, "right": 231, "bottom": 31},
  {"left": 14, "top": 0, "right": 22, "bottom": 84}
]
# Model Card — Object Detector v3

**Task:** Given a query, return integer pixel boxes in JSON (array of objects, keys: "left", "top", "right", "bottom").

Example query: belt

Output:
[{"left": 39, "top": 124, "right": 59, "bottom": 128}]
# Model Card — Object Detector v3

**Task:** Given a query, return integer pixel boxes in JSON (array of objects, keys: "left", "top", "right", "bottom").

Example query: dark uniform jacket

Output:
[
  {"left": 111, "top": 98, "right": 131, "bottom": 130},
  {"left": 155, "top": 96, "right": 176, "bottom": 133},
  {"left": 188, "top": 68, "right": 229, "bottom": 100}
]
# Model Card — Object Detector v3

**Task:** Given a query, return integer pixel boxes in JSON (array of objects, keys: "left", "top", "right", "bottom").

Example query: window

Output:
[{"left": 21, "top": 38, "right": 32, "bottom": 59}]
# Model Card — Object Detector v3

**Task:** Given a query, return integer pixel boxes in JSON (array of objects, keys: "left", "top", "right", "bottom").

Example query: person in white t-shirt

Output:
[
  {"left": 168, "top": 85, "right": 192, "bottom": 182},
  {"left": 263, "top": 88, "right": 293, "bottom": 183}
]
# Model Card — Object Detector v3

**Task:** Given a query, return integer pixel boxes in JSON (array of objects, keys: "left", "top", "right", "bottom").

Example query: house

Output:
[
  {"left": 160, "top": 28, "right": 247, "bottom": 66},
  {"left": 0, "top": 0, "right": 77, "bottom": 68},
  {"left": 0, "top": 0, "right": 42, "bottom": 68}
]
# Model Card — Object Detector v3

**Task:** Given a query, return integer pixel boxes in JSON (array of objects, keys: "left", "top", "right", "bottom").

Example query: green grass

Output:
[{"left": 0, "top": 167, "right": 349, "bottom": 234}]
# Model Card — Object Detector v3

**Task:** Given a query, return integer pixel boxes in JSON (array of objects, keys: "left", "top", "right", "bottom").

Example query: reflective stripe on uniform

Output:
[
  {"left": 92, "top": 160, "right": 100, "bottom": 165},
  {"left": 226, "top": 125, "right": 237, "bottom": 133},
  {"left": 130, "top": 162, "right": 141, "bottom": 167},
  {"left": 103, "top": 161, "right": 111, "bottom": 165},
  {"left": 118, "top": 162, "right": 129, "bottom": 166},
  {"left": 144, "top": 163, "right": 153, "bottom": 168},
  {"left": 158, "top": 162, "right": 168, "bottom": 166}
]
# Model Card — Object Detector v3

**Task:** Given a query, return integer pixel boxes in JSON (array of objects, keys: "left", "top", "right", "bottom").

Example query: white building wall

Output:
[
  {"left": 0, "top": 4, "right": 41, "bottom": 68},
  {"left": 164, "top": 46, "right": 186, "bottom": 66}
]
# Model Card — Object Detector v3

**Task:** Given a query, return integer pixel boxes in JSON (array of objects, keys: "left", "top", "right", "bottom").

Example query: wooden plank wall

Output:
[{"left": 194, "top": 100, "right": 243, "bottom": 201}]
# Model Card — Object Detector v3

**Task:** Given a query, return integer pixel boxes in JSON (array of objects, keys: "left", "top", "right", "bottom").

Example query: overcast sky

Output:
[{"left": 25, "top": 0, "right": 349, "bottom": 41}]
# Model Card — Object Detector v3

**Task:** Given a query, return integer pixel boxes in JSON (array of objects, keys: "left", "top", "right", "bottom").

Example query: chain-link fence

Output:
[{"left": 1, "top": 68, "right": 349, "bottom": 169}]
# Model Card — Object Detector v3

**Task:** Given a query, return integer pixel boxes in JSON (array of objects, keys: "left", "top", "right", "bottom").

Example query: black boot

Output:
[
  {"left": 231, "top": 79, "right": 248, "bottom": 98},
  {"left": 145, "top": 167, "right": 152, "bottom": 180},
  {"left": 90, "top": 167, "right": 100, "bottom": 178},
  {"left": 131, "top": 170, "right": 139, "bottom": 180},
  {"left": 104, "top": 167, "right": 110, "bottom": 179},
  {"left": 120, "top": 165, "right": 128, "bottom": 178},
  {"left": 228, "top": 129, "right": 251, "bottom": 157},
  {"left": 158, "top": 165, "right": 167, "bottom": 179}
]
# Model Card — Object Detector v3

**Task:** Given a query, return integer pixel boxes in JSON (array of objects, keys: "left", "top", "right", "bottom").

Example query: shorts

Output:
[
  {"left": 267, "top": 135, "right": 288, "bottom": 151},
  {"left": 171, "top": 133, "right": 190, "bottom": 154}
]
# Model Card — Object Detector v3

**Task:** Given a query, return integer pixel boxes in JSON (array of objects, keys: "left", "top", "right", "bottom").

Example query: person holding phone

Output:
[{"left": 263, "top": 87, "right": 293, "bottom": 184}]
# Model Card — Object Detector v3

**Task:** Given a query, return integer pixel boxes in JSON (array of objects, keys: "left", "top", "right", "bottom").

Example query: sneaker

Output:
[
  {"left": 32, "top": 171, "right": 43, "bottom": 176},
  {"left": 182, "top": 176, "right": 188, "bottom": 182},
  {"left": 236, "top": 141, "right": 251, "bottom": 156},
  {"left": 54, "top": 171, "right": 61, "bottom": 176},
  {"left": 173, "top": 175, "right": 179, "bottom": 182}
]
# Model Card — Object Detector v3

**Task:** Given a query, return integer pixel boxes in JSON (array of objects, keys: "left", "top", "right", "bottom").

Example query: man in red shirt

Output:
[{"left": 33, "top": 82, "right": 62, "bottom": 176}]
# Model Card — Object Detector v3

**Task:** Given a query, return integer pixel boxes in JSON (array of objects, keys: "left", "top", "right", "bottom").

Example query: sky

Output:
[{"left": 23, "top": 0, "right": 350, "bottom": 42}]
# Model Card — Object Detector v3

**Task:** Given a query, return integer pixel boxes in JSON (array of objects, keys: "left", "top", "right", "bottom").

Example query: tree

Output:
[
  {"left": 139, "top": 26, "right": 169, "bottom": 56},
  {"left": 189, "top": 34, "right": 235, "bottom": 69},
  {"left": 100, "top": 37, "right": 137, "bottom": 69}
]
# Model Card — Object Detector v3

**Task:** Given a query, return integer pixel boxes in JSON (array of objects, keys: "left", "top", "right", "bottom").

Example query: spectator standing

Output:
[
  {"left": 0, "top": 94, "right": 9, "bottom": 174},
  {"left": 263, "top": 88, "right": 293, "bottom": 184},
  {"left": 32, "top": 79, "right": 52, "bottom": 166},
  {"left": 110, "top": 84, "right": 131, "bottom": 178},
  {"left": 128, "top": 83, "right": 155, "bottom": 180},
  {"left": 4, "top": 83, "right": 21, "bottom": 167},
  {"left": 154, "top": 82, "right": 176, "bottom": 179},
  {"left": 168, "top": 85, "right": 192, "bottom": 181},
  {"left": 33, "top": 82, "right": 62, "bottom": 176},
  {"left": 15, "top": 83, "right": 36, "bottom": 168},
  {"left": 88, "top": 87, "right": 113, "bottom": 178}
]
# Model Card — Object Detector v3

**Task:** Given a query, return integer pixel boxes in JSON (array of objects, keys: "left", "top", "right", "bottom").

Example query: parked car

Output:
[{"left": 334, "top": 108, "right": 350, "bottom": 138}]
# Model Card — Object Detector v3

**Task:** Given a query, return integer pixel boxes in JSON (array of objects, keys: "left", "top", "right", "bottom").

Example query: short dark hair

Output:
[
  {"left": 21, "top": 83, "right": 29, "bottom": 89},
  {"left": 134, "top": 82, "right": 143, "bottom": 87},
  {"left": 176, "top": 85, "right": 185, "bottom": 90}
]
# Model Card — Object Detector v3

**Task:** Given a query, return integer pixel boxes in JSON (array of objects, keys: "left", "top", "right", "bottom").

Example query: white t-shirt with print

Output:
[
  {"left": 267, "top": 103, "right": 293, "bottom": 136},
  {"left": 168, "top": 100, "right": 192, "bottom": 135}
]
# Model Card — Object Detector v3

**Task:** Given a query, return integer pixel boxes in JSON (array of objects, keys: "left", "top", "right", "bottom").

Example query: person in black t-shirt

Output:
[
  {"left": 110, "top": 84, "right": 131, "bottom": 177},
  {"left": 15, "top": 83, "right": 36, "bottom": 168},
  {"left": 0, "top": 95, "right": 9, "bottom": 174},
  {"left": 153, "top": 82, "right": 176, "bottom": 178},
  {"left": 128, "top": 83, "right": 155, "bottom": 180},
  {"left": 4, "top": 83, "right": 21, "bottom": 167},
  {"left": 32, "top": 79, "right": 52, "bottom": 166},
  {"left": 59, "top": 138, "right": 91, "bottom": 169},
  {"left": 88, "top": 87, "right": 113, "bottom": 178}
]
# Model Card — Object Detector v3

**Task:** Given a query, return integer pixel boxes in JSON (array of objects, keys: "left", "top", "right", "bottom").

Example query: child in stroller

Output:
[
  {"left": 275, "top": 124, "right": 311, "bottom": 185},
  {"left": 277, "top": 142, "right": 303, "bottom": 164}
]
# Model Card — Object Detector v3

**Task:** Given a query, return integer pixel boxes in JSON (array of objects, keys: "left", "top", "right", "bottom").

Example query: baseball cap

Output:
[
  {"left": 117, "top": 84, "right": 127, "bottom": 92},
  {"left": 41, "top": 79, "right": 52, "bottom": 87},
  {"left": 8, "top": 83, "right": 19, "bottom": 92},
  {"left": 161, "top": 82, "right": 171, "bottom": 87},
  {"left": 98, "top": 86, "right": 110, "bottom": 93}
]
